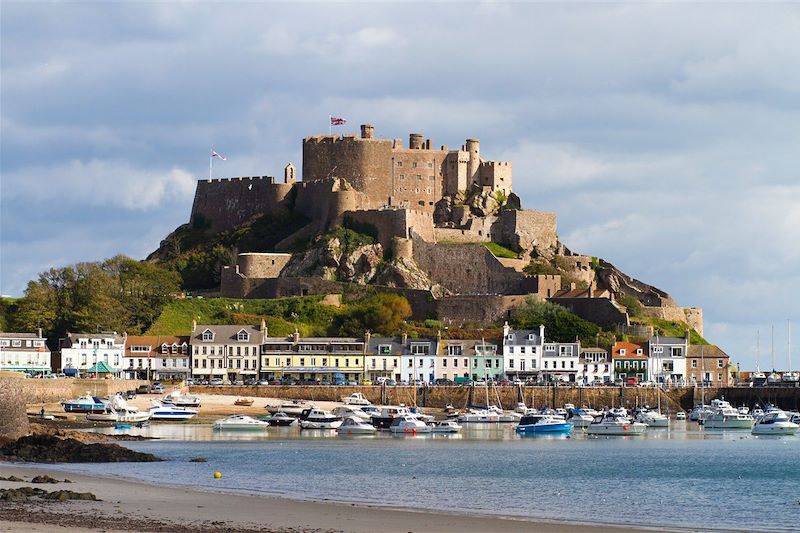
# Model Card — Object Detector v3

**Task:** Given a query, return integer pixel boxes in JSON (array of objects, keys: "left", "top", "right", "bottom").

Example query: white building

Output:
[
  {"left": 123, "top": 335, "right": 190, "bottom": 381},
  {"left": 400, "top": 336, "right": 437, "bottom": 384},
  {"left": 648, "top": 335, "right": 688, "bottom": 385},
  {"left": 190, "top": 321, "right": 265, "bottom": 382},
  {"left": 502, "top": 324, "right": 545, "bottom": 381},
  {"left": 59, "top": 332, "right": 126, "bottom": 377},
  {"left": 541, "top": 340, "right": 581, "bottom": 383},
  {"left": 578, "top": 347, "right": 612, "bottom": 385},
  {"left": 0, "top": 331, "right": 51, "bottom": 375}
]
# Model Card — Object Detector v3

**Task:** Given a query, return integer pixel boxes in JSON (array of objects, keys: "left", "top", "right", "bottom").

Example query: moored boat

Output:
[
  {"left": 234, "top": 398, "right": 255, "bottom": 407},
  {"left": 213, "top": 414, "right": 269, "bottom": 430},
  {"left": 266, "top": 400, "right": 316, "bottom": 417},
  {"left": 567, "top": 408, "right": 595, "bottom": 428},
  {"left": 751, "top": 411, "right": 799, "bottom": 435},
  {"left": 337, "top": 416, "right": 377, "bottom": 435},
  {"left": 586, "top": 413, "right": 647, "bottom": 436},
  {"left": 371, "top": 406, "right": 412, "bottom": 429},
  {"left": 457, "top": 408, "right": 500, "bottom": 423},
  {"left": 341, "top": 392, "right": 371, "bottom": 406},
  {"left": 430, "top": 420, "right": 463, "bottom": 433},
  {"left": 264, "top": 411, "right": 297, "bottom": 426},
  {"left": 61, "top": 393, "right": 108, "bottom": 413},
  {"left": 635, "top": 408, "right": 669, "bottom": 428},
  {"left": 148, "top": 401, "right": 198, "bottom": 421},
  {"left": 703, "top": 406, "right": 754, "bottom": 429},
  {"left": 332, "top": 405, "right": 372, "bottom": 421},
  {"left": 516, "top": 414, "right": 572, "bottom": 434},
  {"left": 389, "top": 415, "right": 431, "bottom": 434},
  {"left": 299, "top": 408, "right": 342, "bottom": 429},
  {"left": 162, "top": 391, "right": 201, "bottom": 407}
]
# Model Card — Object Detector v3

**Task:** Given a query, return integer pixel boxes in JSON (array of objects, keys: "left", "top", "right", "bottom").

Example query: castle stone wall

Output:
[
  {"left": 548, "top": 297, "right": 630, "bottom": 329},
  {"left": 500, "top": 209, "right": 557, "bottom": 252},
  {"left": 343, "top": 209, "right": 434, "bottom": 250},
  {"left": 434, "top": 215, "right": 500, "bottom": 243},
  {"left": 190, "top": 177, "right": 293, "bottom": 233},
  {"left": 642, "top": 306, "right": 704, "bottom": 336},
  {"left": 238, "top": 253, "right": 292, "bottom": 278}
]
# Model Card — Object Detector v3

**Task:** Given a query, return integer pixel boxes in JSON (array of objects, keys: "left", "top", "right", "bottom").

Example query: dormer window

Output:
[
  {"left": 181, "top": 342, "right": 188, "bottom": 354},
  {"left": 619, "top": 349, "right": 626, "bottom": 356},
  {"left": 378, "top": 344, "right": 391, "bottom": 355},
  {"left": 171, "top": 343, "right": 179, "bottom": 354},
  {"left": 202, "top": 329, "right": 214, "bottom": 342},
  {"left": 161, "top": 343, "right": 169, "bottom": 353},
  {"left": 636, "top": 349, "right": 643, "bottom": 355},
  {"left": 236, "top": 329, "right": 250, "bottom": 342},
  {"left": 507, "top": 334, "right": 514, "bottom": 340},
  {"left": 528, "top": 334, "right": 534, "bottom": 340}
]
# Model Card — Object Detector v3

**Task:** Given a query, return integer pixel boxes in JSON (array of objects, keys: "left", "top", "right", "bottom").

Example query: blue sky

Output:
[{"left": 1, "top": 2, "right": 798, "bottom": 370}]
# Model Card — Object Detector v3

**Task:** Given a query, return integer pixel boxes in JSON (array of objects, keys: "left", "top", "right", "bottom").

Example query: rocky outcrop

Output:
[
  {"left": 374, "top": 256, "right": 448, "bottom": 297},
  {"left": 283, "top": 236, "right": 384, "bottom": 284},
  {"left": 0, "top": 377, "right": 30, "bottom": 440},
  {"left": 0, "top": 487, "right": 97, "bottom": 502},
  {"left": 595, "top": 259, "right": 677, "bottom": 307},
  {"left": 0, "top": 435, "right": 161, "bottom": 463}
]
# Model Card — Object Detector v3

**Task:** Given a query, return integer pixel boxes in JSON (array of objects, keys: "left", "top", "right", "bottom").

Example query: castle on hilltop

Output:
[{"left": 174, "top": 123, "right": 702, "bottom": 334}]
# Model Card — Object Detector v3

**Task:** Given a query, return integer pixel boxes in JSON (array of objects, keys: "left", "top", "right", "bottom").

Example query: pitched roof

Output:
[
  {"left": 125, "top": 335, "right": 189, "bottom": 356},
  {"left": 193, "top": 325, "right": 263, "bottom": 343},
  {"left": 687, "top": 344, "right": 729, "bottom": 358},
  {"left": 612, "top": 341, "right": 646, "bottom": 359},
  {"left": 504, "top": 329, "right": 543, "bottom": 346},
  {"left": 86, "top": 361, "right": 118, "bottom": 373}
]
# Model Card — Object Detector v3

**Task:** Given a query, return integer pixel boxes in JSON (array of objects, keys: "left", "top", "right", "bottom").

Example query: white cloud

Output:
[{"left": 4, "top": 160, "right": 196, "bottom": 210}]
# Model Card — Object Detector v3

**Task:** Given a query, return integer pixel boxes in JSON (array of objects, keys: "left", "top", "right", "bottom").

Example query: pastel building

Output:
[
  {"left": 260, "top": 332, "right": 365, "bottom": 382},
  {"left": 365, "top": 336, "right": 403, "bottom": 382},
  {"left": 59, "top": 332, "right": 126, "bottom": 377},
  {"left": 541, "top": 340, "right": 581, "bottom": 383},
  {"left": 686, "top": 344, "right": 732, "bottom": 387},
  {"left": 400, "top": 335, "right": 437, "bottom": 383},
  {"left": 191, "top": 322, "right": 265, "bottom": 382},
  {"left": 435, "top": 338, "right": 473, "bottom": 382},
  {"left": 648, "top": 335, "right": 688, "bottom": 385},
  {"left": 0, "top": 331, "right": 51, "bottom": 375},
  {"left": 612, "top": 341, "right": 647, "bottom": 384},
  {"left": 579, "top": 347, "right": 612, "bottom": 384}
]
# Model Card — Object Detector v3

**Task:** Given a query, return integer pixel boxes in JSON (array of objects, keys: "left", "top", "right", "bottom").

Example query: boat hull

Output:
[
  {"left": 300, "top": 420, "right": 342, "bottom": 430},
  {"left": 704, "top": 417, "right": 753, "bottom": 429},
  {"left": 62, "top": 402, "right": 107, "bottom": 414},
  {"left": 213, "top": 424, "right": 268, "bottom": 430},
  {"left": 587, "top": 423, "right": 647, "bottom": 436},
  {"left": 389, "top": 425, "right": 431, "bottom": 434},
  {"left": 267, "top": 418, "right": 296, "bottom": 427},
  {"left": 516, "top": 422, "right": 573, "bottom": 434},
  {"left": 752, "top": 423, "right": 799, "bottom": 435},
  {"left": 149, "top": 411, "right": 197, "bottom": 421}
]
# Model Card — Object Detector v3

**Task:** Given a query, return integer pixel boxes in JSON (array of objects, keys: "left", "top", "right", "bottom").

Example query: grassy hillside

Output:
[
  {"left": 631, "top": 317, "right": 708, "bottom": 345},
  {"left": 146, "top": 296, "right": 336, "bottom": 337}
]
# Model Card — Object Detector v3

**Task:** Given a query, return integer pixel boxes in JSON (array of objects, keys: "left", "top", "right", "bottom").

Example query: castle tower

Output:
[
  {"left": 284, "top": 163, "right": 296, "bottom": 184},
  {"left": 360, "top": 124, "right": 375, "bottom": 139},
  {"left": 409, "top": 133, "right": 424, "bottom": 150},
  {"left": 466, "top": 138, "right": 480, "bottom": 186}
]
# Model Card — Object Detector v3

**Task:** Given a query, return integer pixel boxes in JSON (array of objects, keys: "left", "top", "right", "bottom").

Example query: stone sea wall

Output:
[{"left": 12, "top": 379, "right": 149, "bottom": 405}]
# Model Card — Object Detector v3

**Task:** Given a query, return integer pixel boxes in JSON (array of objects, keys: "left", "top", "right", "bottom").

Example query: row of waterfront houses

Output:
[{"left": 1, "top": 323, "right": 733, "bottom": 386}]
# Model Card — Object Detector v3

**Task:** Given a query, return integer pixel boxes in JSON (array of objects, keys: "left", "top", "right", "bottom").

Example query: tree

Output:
[
  {"left": 512, "top": 297, "right": 600, "bottom": 344},
  {"left": 330, "top": 294, "right": 412, "bottom": 337}
]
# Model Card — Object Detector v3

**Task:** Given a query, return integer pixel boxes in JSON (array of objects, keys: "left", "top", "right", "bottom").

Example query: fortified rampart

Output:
[
  {"left": 343, "top": 208, "right": 434, "bottom": 249},
  {"left": 190, "top": 176, "right": 293, "bottom": 233},
  {"left": 547, "top": 297, "right": 630, "bottom": 329},
  {"left": 220, "top": 253, "right": 292, "bottom": 298},
  {"left": 642, "top": 306, "right": 704, "bottom": 336}
]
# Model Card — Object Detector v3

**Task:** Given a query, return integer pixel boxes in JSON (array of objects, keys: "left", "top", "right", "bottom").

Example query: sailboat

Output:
[
  {"left": 767, "top": 325, "right": 781, "bottom": 385},
  {"left": 782, "top": 320, "right": 799, "bottom": 384},
  {"left": 751, "top": 331, "right": 766, "bottom": 387}
]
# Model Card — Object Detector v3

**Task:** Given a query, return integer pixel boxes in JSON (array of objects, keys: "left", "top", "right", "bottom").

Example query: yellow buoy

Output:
[{"left": 213, "top": 471, "right": 222, "bottom": 479}]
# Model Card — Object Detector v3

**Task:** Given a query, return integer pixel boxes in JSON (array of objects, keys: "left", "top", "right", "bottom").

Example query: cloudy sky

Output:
[{"left": 1, "top": 2, "right": 798, "bottom": 370}]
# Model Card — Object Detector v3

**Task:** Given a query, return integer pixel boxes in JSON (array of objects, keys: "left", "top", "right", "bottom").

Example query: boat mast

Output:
[
  {"left": 788, "top": 319, "right": 792, "bottom": 374},
  {"left": 771, "top": 325, "right": 775, "bottom": 374}
]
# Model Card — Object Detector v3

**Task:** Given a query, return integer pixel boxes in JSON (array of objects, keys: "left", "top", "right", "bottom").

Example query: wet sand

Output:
[{"left": 0, "top": 464, "right": 695, "bottom": 533}]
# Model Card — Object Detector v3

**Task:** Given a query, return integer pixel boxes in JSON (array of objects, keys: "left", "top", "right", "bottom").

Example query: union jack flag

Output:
[{"left": 330, "top": 116, "right": 346, "bottom": 126}]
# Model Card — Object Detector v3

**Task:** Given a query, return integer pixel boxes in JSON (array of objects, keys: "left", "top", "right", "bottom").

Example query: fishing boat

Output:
[
  {"left": 61, "top": 393, "right": 108, "bottom": 413},
  {"left": 341, "top": 392, "right": 371, "bottom": 406},
  {"left": 586, "top": 413, "right": 647, "bottom": 436},
  {"left": 266, "top": 400, "right": 316, "bottom": 417},
  {"left": 299, "top": 408, "right": 342, "bottom": 429},
  {"left": 161, "top": 391, "right": 201, "bottom": 407},
  {"left": 516, "top": 414, "right": 572, "bottom": 434},
  {"left": 337, "top": 416, "right": 377, "bottom": 435},
  {"left": 234, "top": 398, "right": 255, "bottom": 407},
  {"left": 264, "top": 411, "right": 297, "bottom": 426},
  {"left": 389, "top": 415, "right": 431, "bottom": 434},
  {"left": 212, "top": 414, "right": 269, "bottom": 431},
  {"left": 430, "top": 420, "right": 463, "bottom": 433},
  {"left": 148, "top": 401, "right": 198, "bottom": 421},
  {"left": 751, "top": 411, "right": 799, "bottom": 435}
]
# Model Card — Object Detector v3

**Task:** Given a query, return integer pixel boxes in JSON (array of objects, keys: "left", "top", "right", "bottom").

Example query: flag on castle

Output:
[
  {"left": 211, "top": 150, "right": 227, "bottom": 161},
  {"left": 330, "top": 116, "right": 346, "bottom": 126}
]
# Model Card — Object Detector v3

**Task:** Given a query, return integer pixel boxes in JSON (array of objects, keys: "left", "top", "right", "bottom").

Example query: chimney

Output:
[
  {"left": 38, "top": 327, "right": 43, "bottom": 339},
  {"left": 539, "top": 324, "right": 545, "bottom": 342},
  {"left": 402, "top": 332, "right": 408, "bottom": 345},
  {"left": 192, "top": 319, "right": 197, "bottom": 333},
  {"left": 502, "top": 321, "right": 510, "bottom": 339},
  {"left": 364, "top": 330, "right": 371, "bottom": 344},
  {"left": 360, "top": 124, "right": 374, "bottom": 139},
  {"left": 293, "top": 328, "right": 300, "bottom": 343}
]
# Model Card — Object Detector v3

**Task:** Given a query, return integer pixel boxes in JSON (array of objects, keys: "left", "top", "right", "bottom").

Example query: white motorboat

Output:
[
  {"left": 371, "top": 406, "right": 412, "bottom": 429},
  {"left": 213, "top": 414, "right": 269, "bottom": 430},
  {"left": 751, "top": 411, "right": 799, "bottom": 435},
  {"left": 332, "top": 405, "right": 372, "bottom": 421},
  {"left": 87, "top": 394, "right": 151, "bottom": 423},
  {"left": 635, "top": 408, "right": 669, "bottom": 428},
  {"left": 299, "top": 408, "right": 342, "bottom": 429},
  {"left": 567, "top": 408, "right": 595, "bottom": 428},
  {"left": 61, "top": 393, "right": 108, "bottom": 413},
  {"left": 265, "top": 411, "right": 297, "bottom": 426},
  {"left": 703, "top": 406, "right": 754, "bottom": 429},
  {"left": 341, "top": 392, "right": 371, "bottom": 406},
  {"left": 752, "top": 406, "right": 765, "bottom": 419},
  {"left": 486, "top": 405, "right": 522, "bottom": 422},
  {"left": 389, "top": 415, "right": 431, "bottom": 433},
  {"left": 360, "top": 405, "right": 381, "bottom": 417},
  {"left": 148, "top": 401, "right": 198, "bottom": 421},
  {"left": 430, "top": 420, "right": 463, "bottom": 433},
  {"left": 162, "top": 391, "right": 201, "bottom": 407},
  {"left": 514, "top": 402, "right": 528, "bottom": 414},
  {"left": 337, "top": 416, "right": 376, "bottom": 435},
  {"left": 266, "top": 400, "right": 316, "bottom": 417},
  {"left": 675, "top": 411, "right": 687, "bottom": 420},
  {"left": 689, "top": 404, "right": 714, "bottom": 421},
  {"left": 586, "top": 413, "right": 647, "bottom": 436},
  {"left": 737, "top": 406, "right": 750, "bottom": 415},
  {"left": 457, "top": 409, "right": 500, "bottom": 423}
]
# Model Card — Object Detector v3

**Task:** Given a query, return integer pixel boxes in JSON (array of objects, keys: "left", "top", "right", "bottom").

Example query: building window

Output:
[
  {"left": 717, "top": 360, "right": 724, "bottom": 368},
  {"left": 509, "top": 359, "right": 514, "bottom": 369},
  {"left": 671, "top": 347, "right": 683, "bottom": 357},
  {"left": 619, "top": 349, "right": 626, "bottom": 356},
  {"left": 443, "top": 359, "right": 447, "bottom": 367},
  {"left": 692, "top": 360, "right": 697, "bottom": 368},
  {"left": 397, "top": 161, "right": 403, "bottom": 167},
  {"left": 237, "top": 330, "right": 249, "bottom": 342},
  {"left": 447, "top": 345, "right": 463, "bottom": 356},
  {"left": 399, "top": 174, "right": 405, "bottom": 180},
  {"left": 202, "top": 330, "right": 214, "bottom": 341}
]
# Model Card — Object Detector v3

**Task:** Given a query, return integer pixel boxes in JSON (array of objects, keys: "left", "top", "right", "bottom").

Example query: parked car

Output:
[
  {"left": 256, "top": 380, "right": 270, "bottom": 386},
  {"left": 320, "top": 379, "right": 332, "bottom": 385},
  {"left": 269, "top": 379, "right": 282, "bottom": 385},
  {"left": 136, "top": 385, "right": 151, "bottom": 394},
  {"left": 434, "top": 378, "right": 455, "bottom": 386},
  {"left": 361, "top": 380, "right": 373, "bottom": 386},
  {"left": 185, "top": 378, "right": 194, "bottom": 385},
  {"left": 346, "top": 380, "right": 357, "bottom": 386},
  {"left": 244, "top": 378, "right": 257, "bottom": 386},
  {"left": 384, "top": 379, "right": 397, "bottom": 386},
  {"left": 150, "top": 384, "right": 165, "bottom": 394},
  {"left": 209, "top": 378, "right": 224, "bottom": 386},
  {"left": 125, "top": 390, "right": 136, "bottom": 399}
]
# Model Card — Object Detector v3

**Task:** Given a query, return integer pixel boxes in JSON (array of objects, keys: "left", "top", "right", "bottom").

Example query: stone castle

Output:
[{"left": 178, "top": 124, "right": 702, "bottom": 333}]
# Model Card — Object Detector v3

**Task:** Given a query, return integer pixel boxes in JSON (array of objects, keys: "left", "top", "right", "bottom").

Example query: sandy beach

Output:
[{"left": 0, "top": 463, "right": 697, "bottom": 533}]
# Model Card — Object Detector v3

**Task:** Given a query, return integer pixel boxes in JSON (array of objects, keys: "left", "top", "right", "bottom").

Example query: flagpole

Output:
[
  {"left": 329, "top": 115, "right": 332, "bottom": 135},
  {"left": 209, "top": 151, "right": 213, "bottom": 180}
]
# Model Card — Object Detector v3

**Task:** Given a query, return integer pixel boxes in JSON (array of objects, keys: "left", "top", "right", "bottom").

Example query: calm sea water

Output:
[{"left": 35, "top": 423, "right": 800, "bottom": 532}]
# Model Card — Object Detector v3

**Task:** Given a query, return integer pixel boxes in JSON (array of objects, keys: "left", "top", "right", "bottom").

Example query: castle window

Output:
[
  {"left": 429, "top": 175, "right": 434, "bottom": 180},
  {"left": 415, "top": 188, "right": 420, "bottom": 193},
  {"left": 399, "top": 174, "right": 405, "bottom": 180},
  {"left": 412, "top": 162, "right": 417, "bottom": 168},
  {"left": 397, "top": 161, "right": 403, "bottom": 167},
  {"left": 416, "top": 175, "right": 421, "bottom": 180},
  {"left": 427, "top": 162, "right": 433, "bottom": 168},
  {"left": 426, "top": 188, "right": 432, "bottom": 194}
]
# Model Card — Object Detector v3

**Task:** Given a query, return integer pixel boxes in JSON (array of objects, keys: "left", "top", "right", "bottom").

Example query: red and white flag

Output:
[
  {"left": 211, "top": 150, "right": 227, "bottom": 161},
  {"left": 330, "top": 116, "right": 346, "bottom": 126}
]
